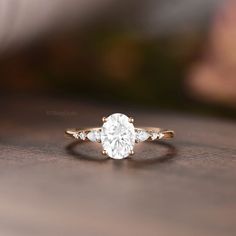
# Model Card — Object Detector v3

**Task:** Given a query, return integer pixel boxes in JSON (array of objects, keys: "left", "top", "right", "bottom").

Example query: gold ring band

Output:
[{"left": 65, "top": 113, "right": 175, "bottom": 159}]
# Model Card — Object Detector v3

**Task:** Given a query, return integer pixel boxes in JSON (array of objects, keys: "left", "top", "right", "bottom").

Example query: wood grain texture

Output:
[{"left": 0, "top": 96, "right": 236, "bottom": 236}]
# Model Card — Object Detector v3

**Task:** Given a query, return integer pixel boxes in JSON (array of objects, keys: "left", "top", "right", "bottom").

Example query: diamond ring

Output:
[{"left": 65, "top": 113, "right": 175, "bottom": 159}]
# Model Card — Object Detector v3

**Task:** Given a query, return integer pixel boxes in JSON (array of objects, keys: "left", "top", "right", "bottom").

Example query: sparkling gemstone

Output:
[
  {"left": 87, "top": 130, "right": 101, "bottom": 142},
  {"left": 136, "top": 130, "right": 150, "bottom": 142},
  {"left": 79, "top": 132, "right": 86, "bottom": 140},
  {"left": 101, "top": 113, "right": 135, "bottom": 159},
  {"left": 151, "top": 132, "right": 159, "bottom": 140},
  {"left": 73, "top": 133, "right": 79, "bottom": 139},
  {"left": 159, "top": 133, "right": 164, "bottom": 139}
]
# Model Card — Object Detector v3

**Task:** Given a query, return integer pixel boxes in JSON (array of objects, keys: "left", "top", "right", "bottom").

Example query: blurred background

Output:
[
  {"left": 0, "top": 0, "right": 235, "bottom": 118},
  {"left": 1, "top": 2, "right": 236, "bottom": 235}
]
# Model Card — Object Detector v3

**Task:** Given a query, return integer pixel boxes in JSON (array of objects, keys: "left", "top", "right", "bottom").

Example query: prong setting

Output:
[
  {"left": 129, "top": 117, "right": 134, "bottom": 123},
  {"left": 65, "top": 113, "right": 174, "bottom": 160},
  {"left": 101, "top": 113, "right": 135, "bottom": 159},
  {"left": 130, "top": 150, "right": 134, "bottom": 155}
]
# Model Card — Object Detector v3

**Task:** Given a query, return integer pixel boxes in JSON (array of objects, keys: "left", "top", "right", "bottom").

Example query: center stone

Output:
[{"left": 101, "top": 113, "right": 135, "bottom": 159}]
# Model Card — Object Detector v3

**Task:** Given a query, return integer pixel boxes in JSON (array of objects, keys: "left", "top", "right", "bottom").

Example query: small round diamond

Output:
[
  {"left": 79, "top": 132, "right": 86, "bottom": 140},
  {"left": 101, "top": 113, "right": 135, "bottom": 159}
]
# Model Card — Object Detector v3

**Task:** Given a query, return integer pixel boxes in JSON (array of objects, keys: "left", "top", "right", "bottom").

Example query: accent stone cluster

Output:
[
  {"left": 72, "top": 130, "right": 101, "bottom": 142},
  {"left": 73, "top": 128, "right": 164, "bottom": 143},
  {"left": 135, "top": 129, "right": 164, "bottom": 142}
]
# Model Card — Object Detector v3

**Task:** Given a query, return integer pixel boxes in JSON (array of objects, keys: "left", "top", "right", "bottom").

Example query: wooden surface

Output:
[{"left": 0, "top": 96, "right": 236, "bottom": 236}]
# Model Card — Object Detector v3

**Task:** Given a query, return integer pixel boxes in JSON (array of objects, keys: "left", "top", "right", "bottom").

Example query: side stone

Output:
[
  {"left": 87, "top": 130, "right": 101, "bottom": 142},
  {"left": 135, "top": 129, "right": 150, "bottom": 142}
]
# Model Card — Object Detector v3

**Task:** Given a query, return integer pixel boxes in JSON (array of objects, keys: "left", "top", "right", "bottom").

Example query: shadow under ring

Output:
[{"left": 65, "top": 139, "right": 177, "bottom": 164}]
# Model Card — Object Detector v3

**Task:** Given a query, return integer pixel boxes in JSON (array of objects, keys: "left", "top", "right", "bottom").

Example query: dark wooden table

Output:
[{"left": 0, "top": 96, "right": 236, "bottom": 236}]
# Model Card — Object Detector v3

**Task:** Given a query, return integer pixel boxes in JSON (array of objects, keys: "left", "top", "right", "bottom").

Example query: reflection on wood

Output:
[{"left": 0, "top": 96, "right": 235, "bottom": 236}]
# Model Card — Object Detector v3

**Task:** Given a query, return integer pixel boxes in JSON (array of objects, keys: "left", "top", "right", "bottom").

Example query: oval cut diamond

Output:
[{"left": 101, "top": 113, "right": 135, "bottom": 159}]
